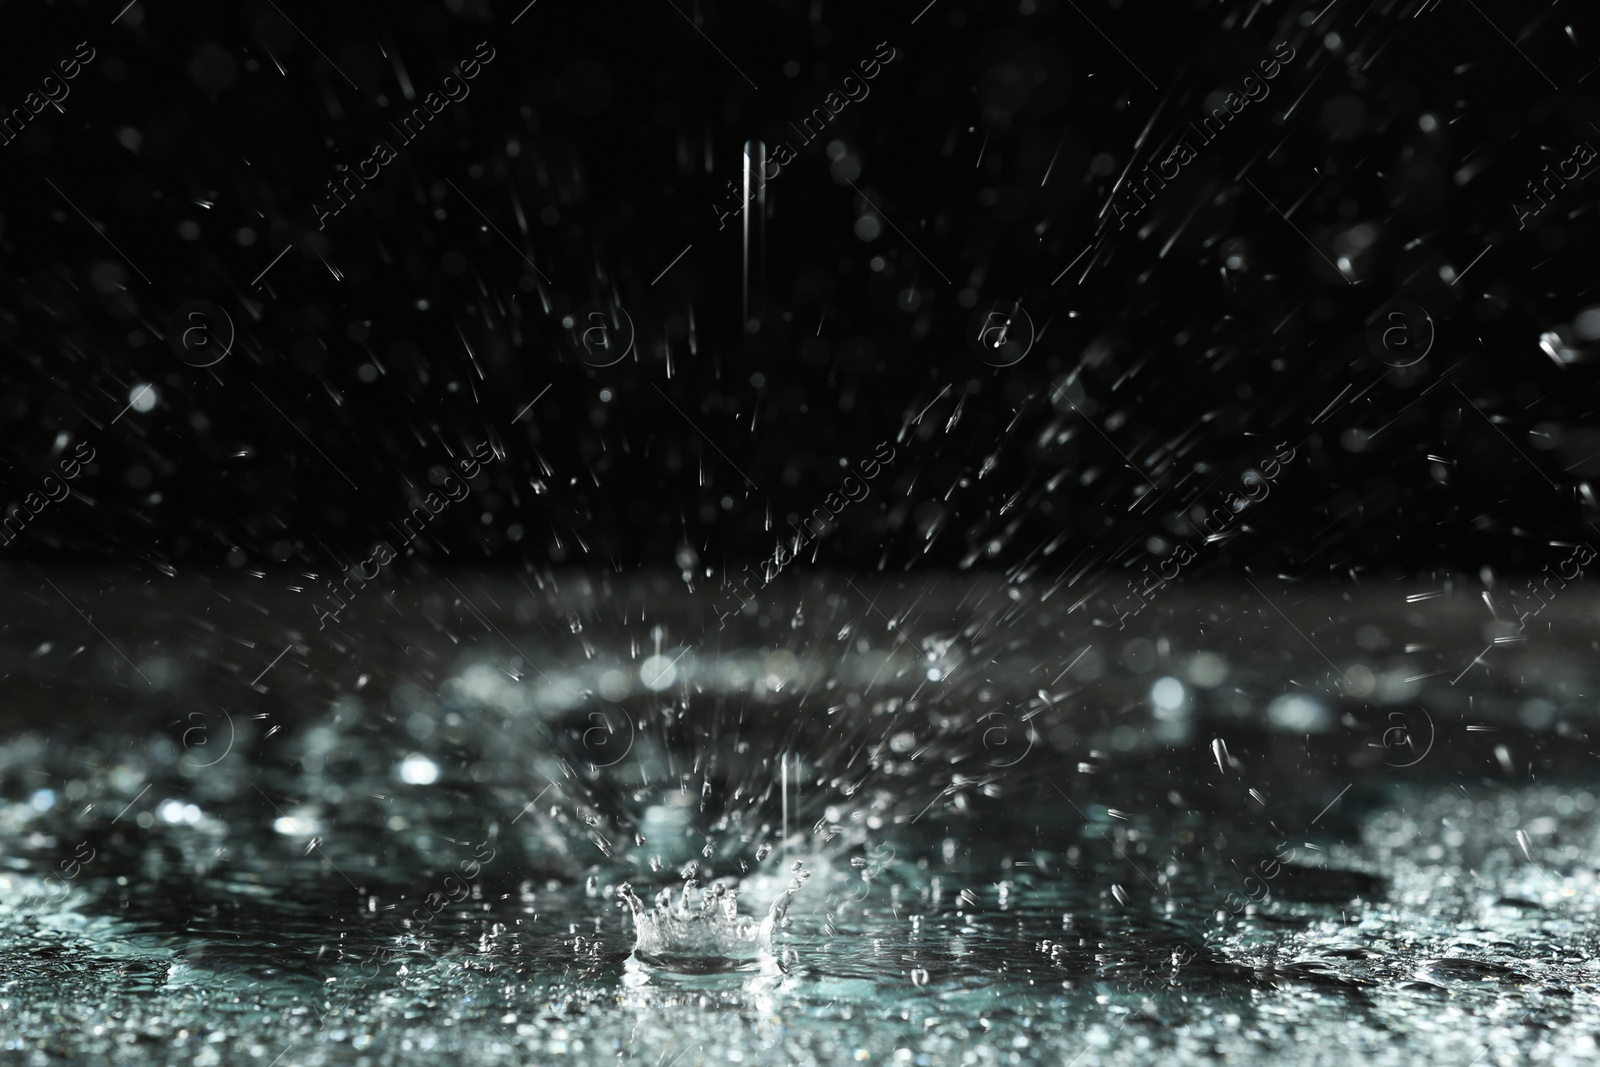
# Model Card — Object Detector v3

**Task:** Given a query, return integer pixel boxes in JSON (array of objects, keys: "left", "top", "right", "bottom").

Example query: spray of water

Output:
[{"left": 617, "top": 860, "right": 810, "bottom": 974}]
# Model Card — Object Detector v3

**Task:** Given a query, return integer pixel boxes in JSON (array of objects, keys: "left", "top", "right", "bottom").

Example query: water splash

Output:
[{"left": 618, "top": 860, "right": 810, "bottom": 974}]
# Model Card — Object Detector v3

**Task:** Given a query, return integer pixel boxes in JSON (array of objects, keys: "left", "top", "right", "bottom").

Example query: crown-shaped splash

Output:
[{"left": 617, "top": 860, "right": 810, "bottom": 974}]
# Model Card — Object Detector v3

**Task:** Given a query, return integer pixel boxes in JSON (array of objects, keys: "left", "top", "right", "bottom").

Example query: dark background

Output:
[{"left": 2, "top": 0, "right": 1598, "bottom": 589}]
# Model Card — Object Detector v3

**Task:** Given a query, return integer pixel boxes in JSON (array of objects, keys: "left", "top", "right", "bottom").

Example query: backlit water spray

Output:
[{"left": 617, "top": 860, "right": 810, "bottom": 975}]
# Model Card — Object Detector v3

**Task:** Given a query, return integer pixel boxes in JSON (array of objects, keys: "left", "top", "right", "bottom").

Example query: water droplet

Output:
[
  {"left": 397, "top": 753, "right": 440, "bottom": 785},
  {"left": 1495, "top": 744, "right": 1515, "bottom": 776},
  {"left": 640, "top": 654, "right": 677, "bottom": 691}
]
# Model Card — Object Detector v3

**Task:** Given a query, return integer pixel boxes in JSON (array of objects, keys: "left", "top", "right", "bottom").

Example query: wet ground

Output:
[{"left": 2, "top": 572, "right": 1596, "bottom": 1065}]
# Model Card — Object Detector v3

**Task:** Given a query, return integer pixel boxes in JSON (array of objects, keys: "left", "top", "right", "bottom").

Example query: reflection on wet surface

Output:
[
  {"left": 7, "top": 781, "right": 1599, "bottom": 1064},
  {"left": 2, "top": 575, "right": 1597, "bottom": 1064}
]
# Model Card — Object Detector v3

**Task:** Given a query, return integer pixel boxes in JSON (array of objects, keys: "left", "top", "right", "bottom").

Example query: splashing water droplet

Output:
[{"left": 617, "top": 863, "right": 810, "bottom": 974}]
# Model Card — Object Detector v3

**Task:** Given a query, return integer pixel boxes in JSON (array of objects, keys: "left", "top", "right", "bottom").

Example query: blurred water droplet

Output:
[{"left": 1495, "top": 745, "right": 1514, "bottom": 775}]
